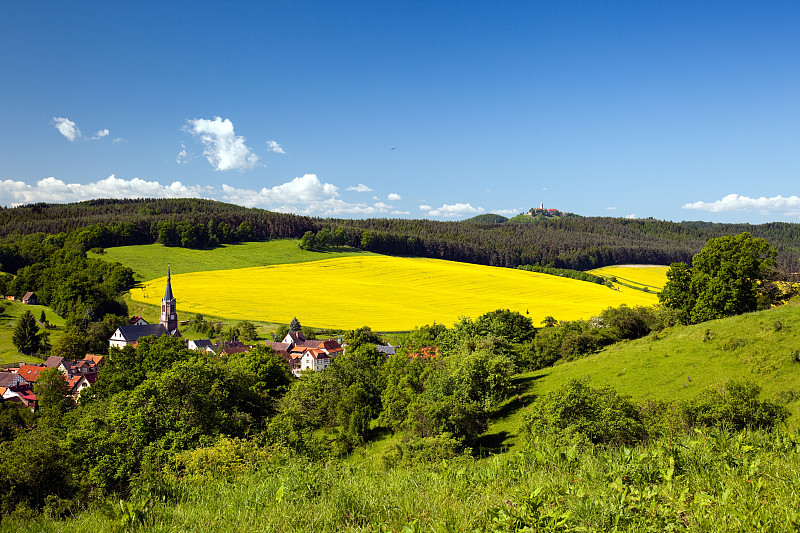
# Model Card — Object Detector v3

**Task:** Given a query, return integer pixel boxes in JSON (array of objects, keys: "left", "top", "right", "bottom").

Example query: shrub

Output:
[
  {"left": 523, "top": 379, "right": 646, "bottom": 446},
  {"left": 680, "top": 380, "right": 789, "bottom": 431}
]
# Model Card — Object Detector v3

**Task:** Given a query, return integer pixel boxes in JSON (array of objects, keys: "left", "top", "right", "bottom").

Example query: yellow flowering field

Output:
[
  {"left": 132, "top": 256, "right": 661, "bottom": 331},
  {"left": 589, "top": 264, "right": 669, "bottom": 292}
]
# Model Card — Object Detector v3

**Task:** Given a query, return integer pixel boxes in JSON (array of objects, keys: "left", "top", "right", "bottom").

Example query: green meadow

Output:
[
  {"left": 90, "top": 240, "right": 375, "bottom": 282},
  {"left": 0, "top": 300, "right": 66, "bottom": 366}
]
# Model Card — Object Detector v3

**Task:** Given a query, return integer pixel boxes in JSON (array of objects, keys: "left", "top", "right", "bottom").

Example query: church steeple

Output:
[{"left": 160, "top": 268, "right": 178, "bottom": 332}]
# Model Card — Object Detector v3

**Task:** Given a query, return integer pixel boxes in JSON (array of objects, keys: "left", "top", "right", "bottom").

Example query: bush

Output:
[
  {"left": 681, "top": 380, "right": 789, "bottom": 431},
  {"left": 523, "top": 379, "right": 646, "bottom": 446}
]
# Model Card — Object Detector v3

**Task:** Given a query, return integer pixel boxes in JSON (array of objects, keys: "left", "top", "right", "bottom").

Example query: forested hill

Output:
[{"left": 2, "top": 198, "right": 800, "bottom": 272}]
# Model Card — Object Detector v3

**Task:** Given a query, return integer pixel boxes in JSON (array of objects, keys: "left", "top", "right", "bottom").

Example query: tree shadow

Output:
[{"left": 472, "top": 373, "right": 545, "bottom": 454}]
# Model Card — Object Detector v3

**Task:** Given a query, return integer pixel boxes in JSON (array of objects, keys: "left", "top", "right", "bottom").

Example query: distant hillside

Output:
[
  {"left": 463, "top": 213, "right": 509, "bottom": 224},
  {"left": 2, "top": 198, "right": 800, "bottom": 272}
]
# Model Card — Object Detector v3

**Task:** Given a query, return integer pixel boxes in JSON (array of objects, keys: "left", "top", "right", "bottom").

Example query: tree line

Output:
[{"left": 2, "top": 199, "right": 800, "bottom": 271}]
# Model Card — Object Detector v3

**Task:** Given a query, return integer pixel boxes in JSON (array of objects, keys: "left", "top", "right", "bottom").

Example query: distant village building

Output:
[
  {"left": 109, "top": 269, "right": 182, "bottom": 348},
  {"left": 265, "top": 331, "right": 344, "bottom": 376},
  {"left": 21, "top": 292, "right": 38, "bottom": 305}
]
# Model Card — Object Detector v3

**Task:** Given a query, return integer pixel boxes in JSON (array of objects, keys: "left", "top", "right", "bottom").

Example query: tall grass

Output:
[{"left": 8, "top": 428, "right": 800, "bottom": 532}]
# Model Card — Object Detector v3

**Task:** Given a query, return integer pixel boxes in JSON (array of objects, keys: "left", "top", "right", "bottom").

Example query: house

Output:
[
  {"left": 44, "top": 356, "right": 64, "bottom": 369},
  {"left": 60, "top": 359, "right": 96, "bottom": 376},
  {"left": 272, "top": 334, "right": 344, "bottom": 376},
  {"left": 15, "top": 364, "right": 47, "bottom": 384},
  {"left": 21, "top": 292, "right": 38, "bottom": 305},
  {"left": 375, "top": 345, "right": 396, "bottom": 357},
  {"left": 83, "top": 354, "right": 105, "bottom": 369},
  {"left": 409, "top": 346, "right": 439, "bottom": 359},
  {"left": 66, "top": 373, "right": 97, "bottom": 399},
  {"left": 129, "top": 316, "right": 148, "bottom": 326},
  {"left": 110, "top": 269, "right": 181, "bottom": 348},
  {"left": 0, "top": 372, "right": 26, "bottom": 390},
  {"left": 187, "top": 339, "right": 215, "bottom": 352}
]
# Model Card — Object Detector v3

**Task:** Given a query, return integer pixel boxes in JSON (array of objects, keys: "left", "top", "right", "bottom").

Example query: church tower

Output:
[{"left": 160, "top": 268, "right": 178, "bottom": 333}]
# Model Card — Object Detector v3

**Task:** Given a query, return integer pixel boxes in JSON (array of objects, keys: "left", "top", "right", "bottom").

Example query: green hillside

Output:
[
  {"left": 523, "top": 299, "right": 800, "bottom": 430},
  {"left": 91, "top": 239, "right": 374, "bottom": 282}
]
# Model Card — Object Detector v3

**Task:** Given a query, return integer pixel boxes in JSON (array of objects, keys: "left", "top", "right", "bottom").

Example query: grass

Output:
[
  {"left": 130, "top": 256, "right": 660, "bottom": 331},
  {"left": 526, "top": 298, "right": 800, "bottom": 429},
  {"left": 0, "top": 300, "right": 66, "bottom": 366},
  {"left": 90, "top": 240, "right": 375, "bottom": 282}
]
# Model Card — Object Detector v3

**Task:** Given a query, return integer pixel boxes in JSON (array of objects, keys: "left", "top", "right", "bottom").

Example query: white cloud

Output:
[
  {"left": 53, "top": 117, "right": 80, "bottom": 141},
  {"left": 266, "top": 140, "right": 286, "bottom": 154},
  {"left": 387, "top": 193, "right": 402, "bottom": 201},
  {"left": 90, "top": 129, "right": 110, "bottom": 140},
  {"left": 625, "top": 214, "right": 637, "bottom": 219},
  {"left": 422, "top": 203, "right": 485, "bottom": 218},
  {"left": 112, "top": 137, "right": 125, "bottom": 144},
  {"left": 0, "top": 174, "right": 410, "bottom": 217},
  {"left": 0, "top": 175, "right": 205, "bottom": 206},
  {"left": 682, "top": 194, "right": 800, "bottom": 216},
  {"left": 605, "top": 206, "right": 617, "bottom": 211},
  {"left": 176, "top": 143, "right": 190, "bottom": 164},
  {"left": 346, "top": 183, "right": 373, "bottom": 192},
  {"left": 186, "top": 116, "right": 259, "bottom": 171},
  {"left": 391, "top": 210, "right": 411, "bottom": 215},
  {"left": 490, "top": 208, "right": 521, "bottom": 216}
]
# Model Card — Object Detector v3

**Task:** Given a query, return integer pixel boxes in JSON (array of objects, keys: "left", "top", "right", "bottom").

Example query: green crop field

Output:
[
  {"left": 90, "top": 239, "right": 375, "bottom": 282},
  {"left": 131, "top": 255, "right": 660, "bottom": 331}
]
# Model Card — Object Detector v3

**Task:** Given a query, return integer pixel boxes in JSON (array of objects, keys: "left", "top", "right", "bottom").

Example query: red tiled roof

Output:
[
  {"left": 16, "top": 364, "right": 47, "bottom": 382},
  {"left": 409, "top": 346, "right": 439, "bottom": 359}
]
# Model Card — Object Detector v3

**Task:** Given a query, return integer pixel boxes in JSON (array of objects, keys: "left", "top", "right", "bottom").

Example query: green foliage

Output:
[
  {"left": 289, "top": 317, "right": 302, "bottom": 333},
  {"left": 660, "top": 232, "right": 777, "bottom": 324},
  {"left": 50, "top": 330, "right": 88, "bottom": 359},
  {"left": 12, "top": 310, "right": 43, "bottom": 355},
  {"left": 523, "top": 379, "right": 646, "bottom": 446},
  {"left": 34, "top": 368, "right": 73, "bottom": 422},
  {"left": 343, "top": 325, "right": 380, "bottom": 349},
  {"left": 682, "top": 380, "right": 789, "bottom": 431}
]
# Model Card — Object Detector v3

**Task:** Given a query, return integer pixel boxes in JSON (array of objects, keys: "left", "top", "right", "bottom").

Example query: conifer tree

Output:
[
  {"left": 289, "top": 317, "right": 302, "bottom": 333},
  {"left": 12, "top": 310, "right": 42, "bottom": 355}
]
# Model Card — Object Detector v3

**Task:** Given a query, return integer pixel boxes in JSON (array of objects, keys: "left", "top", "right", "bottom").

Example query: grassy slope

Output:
[
  {"left": 90, "top": 239, "right": 375, "bottom": 282},
  {"left": 0, "top": 300, "right": 66, "bottom": 366}
]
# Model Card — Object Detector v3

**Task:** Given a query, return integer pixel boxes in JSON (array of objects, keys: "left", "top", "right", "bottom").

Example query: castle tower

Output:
[{"left": 160, "top": 268, "right": 178, "bottom": 333}]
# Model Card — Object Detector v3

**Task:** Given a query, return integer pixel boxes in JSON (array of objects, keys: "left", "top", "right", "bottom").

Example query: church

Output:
[{"left": 109, "top": 269, "right": 182, "bottom": 349}]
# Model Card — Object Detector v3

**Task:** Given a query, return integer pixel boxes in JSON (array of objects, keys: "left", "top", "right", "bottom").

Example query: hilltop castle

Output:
[{"left": 109, "top": 269, "right": 182, "bottom": 348}]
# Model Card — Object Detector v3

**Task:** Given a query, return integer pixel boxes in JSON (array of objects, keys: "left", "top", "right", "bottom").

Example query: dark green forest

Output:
[{"left": 2, "top": 198, "right": 800, "bottom": 272}]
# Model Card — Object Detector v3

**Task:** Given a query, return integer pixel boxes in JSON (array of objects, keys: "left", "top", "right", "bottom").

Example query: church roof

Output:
[{"left": 163, "top": 268, "right": 174, "bottom": 301}]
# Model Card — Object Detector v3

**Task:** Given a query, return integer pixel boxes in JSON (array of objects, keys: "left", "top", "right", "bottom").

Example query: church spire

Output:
[
  {"left": 163, "top": 267, "right": 174, "bottom": 301},
  {"left": 160, "top": 267, "right": 178, "bottom": 332}
]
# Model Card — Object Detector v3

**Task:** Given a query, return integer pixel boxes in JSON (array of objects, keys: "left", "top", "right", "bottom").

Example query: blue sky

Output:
[{"left": 1, "top": 1, "right": 799, "bottom": 223}]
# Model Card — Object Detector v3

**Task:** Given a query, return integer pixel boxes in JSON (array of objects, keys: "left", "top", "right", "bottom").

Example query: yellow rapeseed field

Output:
[
  {"left": 589, "top": 264, "right": 669, "bottom": 292},
  {"left": 132, "top": 256, "right": 661, "bottom": 331}
]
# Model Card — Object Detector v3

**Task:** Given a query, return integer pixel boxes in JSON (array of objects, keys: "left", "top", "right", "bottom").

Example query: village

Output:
[{"left": 1, "top": 270, "right": 363, "bottom": 410}]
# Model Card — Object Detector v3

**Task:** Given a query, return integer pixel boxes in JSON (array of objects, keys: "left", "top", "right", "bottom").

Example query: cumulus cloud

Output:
[
  {"left": 90, "top": 129, "right": 110, "bottom": 140},
  {"left": 0, "top": 174, "right": 408, "bottom": 217},
  {"left": 391, "top": 210, "right": 411, "bottom": 215},
  {"left": 0, "top": 175, "right": 205, "bottom": 206},
  {"left": 346, "top": 183, "right": 373, "bottom": 192},
  {"left": 266, "top": 140, "right": 286, "bottom": 154},
  {"left": 186, "top": 116, "right": 259, "bottom": 171},
  {"left": 683, "top": 194, "right": 800, "bottom": 216},
  {"left": 387, "top": 193, "right": 402, "bottom": 201},
  {"left": 422, "top": 203, "right": 485, "bottom": 218},
  {"left": 625, "top": 214, "right": 637, "bottom": 219},
  {"left": 53, "top": 117, "right": 81, "bottom": 141}
]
